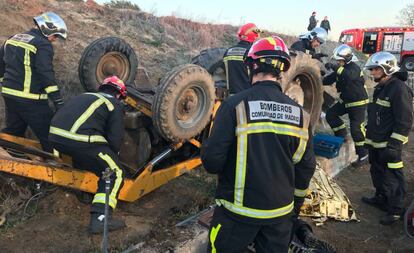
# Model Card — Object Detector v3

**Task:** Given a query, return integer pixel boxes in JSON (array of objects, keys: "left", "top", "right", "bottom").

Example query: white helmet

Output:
[
  {"left": 364, "top": 52, "right": 400, "bottom": 75},
  {"left": 332, "top": 44, "right": 355, "bottom": 63},
  {"left": 34, "top": 12, "right": 67, "bottom": 39},
  {"left": 300, "top": 27, "right": 328, "bottom": 44}
]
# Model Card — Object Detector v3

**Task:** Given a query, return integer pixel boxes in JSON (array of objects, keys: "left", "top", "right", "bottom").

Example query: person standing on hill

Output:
[
  {"left": 320, "top": 16, "right": 331, "bottom": 34},
  {"left": 308, "top": 11, "right": 318, "bottom": 31}
]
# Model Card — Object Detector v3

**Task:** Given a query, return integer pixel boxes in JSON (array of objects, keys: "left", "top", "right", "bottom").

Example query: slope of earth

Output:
[{"left": 0, "top": 0, "right": 239, "bottom": 128}]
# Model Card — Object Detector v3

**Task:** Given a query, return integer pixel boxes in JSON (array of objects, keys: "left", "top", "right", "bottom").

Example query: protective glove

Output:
[
  {"left": 325, "top": 62, "right": 339, "bottom": 71},
  {"left": 293, "top": 196, "right": 305, "bottom": 219},
  {"left": 383, "top": 147, "right": 401, "bottom": 162},
  {"left": 312, "top": 53, "right": 328, "bottom": 60}
]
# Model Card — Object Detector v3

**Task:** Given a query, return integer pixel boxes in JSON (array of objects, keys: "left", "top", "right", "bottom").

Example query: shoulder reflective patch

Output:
[
  {"left": 11, "top": 33, "right": 35, "bottom": 43},
  {"left": 248, "top": 100, "right": 301, "bottom": 125},
  {"left": 227, "top": 47, "right": 247, "bottom": 56},
  {"left": 337, "top": 66, "right": 344, "bottom": 75}
]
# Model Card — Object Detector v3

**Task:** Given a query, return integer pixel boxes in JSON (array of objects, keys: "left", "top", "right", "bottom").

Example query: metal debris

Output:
[{"left": 300, "top": 163, "right": 359, "bottom": 224}]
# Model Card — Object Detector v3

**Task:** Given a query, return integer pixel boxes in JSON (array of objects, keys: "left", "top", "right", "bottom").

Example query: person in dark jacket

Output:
[
  {"left": 290, "top": 27, "right": 328, "bottom": 61},
  {"left": 49, "top": 76, "right": 127, "bottom": 234},
  {"left": 0, "top": 12, "right": 67, "bottom": 152},
  {"left": 201, "top": 36, "right": 316, "bottom": 253},
  {"left": 320, "top": 16, "right": 331, "bottom": 34},
  {"left": 323, "top": 44, "right": 369, "bottom": 167},
  {"left": 223, "top": 23, "right": 261, "bottom": 95},
  {"left": 307, "top": 11, "right": 318, "bottom": 31},
  {"left": 362, "top": 52, "right": 413, "bottom": 225}
]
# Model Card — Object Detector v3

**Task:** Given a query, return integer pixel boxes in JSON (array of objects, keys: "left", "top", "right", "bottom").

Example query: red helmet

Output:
[
  {"left": 245, "top": 36, "right": 291, "bottom": 72},
  {"left": 99, "top": 76, "right": 127, "bottom": 99},
  {"left": 238, "top": 23, "right": 261, "bottom": 43}
]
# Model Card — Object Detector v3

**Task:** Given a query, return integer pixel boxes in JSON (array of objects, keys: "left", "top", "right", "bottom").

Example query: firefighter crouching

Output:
[
  {"left": 224, "top": 23, "right": 261, "bottom": 95},
  {"left": 49, "top": 76, "right": 127, "bottom": 234},
  {"left": 323, "top": 44, "right": 369, "bottom": 167},
  {"left": 362, "top": 52, "right": 413, "bottom": 225},
  {"left": 0, "top": 12, "right": 66, "bottom": 152},
  {"left": 201, "top": 36, "right": 316, "bottom": 253},
  {"left": 290, "top": 27, "right": 327, "bottom": 61}
]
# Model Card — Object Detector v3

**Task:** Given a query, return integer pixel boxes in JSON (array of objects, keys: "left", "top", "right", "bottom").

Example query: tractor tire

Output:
[
  {"left": 152, "top": 64, "right": 215, "bottom": 142},
  {"left": 192, "top": 49, "right": 324, "bottom": 130},
  {"left": 191, "top": 47, "right": 227, "bottom": 80},
  {"left": 402, "top": 57, "right": 414, "bottom": 72},
  {"left": 78, "top": 37, "right": 138, "bottom": 92},
  {"left": 281, "top": 52, "right": 324, "bottom": 132},
  {"left": 191, "top": 47, "right": 227, "bottom": 87}
]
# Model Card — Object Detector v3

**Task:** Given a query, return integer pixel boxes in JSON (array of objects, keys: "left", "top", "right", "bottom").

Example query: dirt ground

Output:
[
  {"left": 310, "top": 128, "right": 414, "bottom": 253},
  {"left": 0, "top": 168, "right": 216, "bottom": 253}
]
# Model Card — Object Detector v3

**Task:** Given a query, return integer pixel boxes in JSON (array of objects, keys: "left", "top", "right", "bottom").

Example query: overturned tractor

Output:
[{"left": 0, "top": 37, "right": 324, "bottom": 202}]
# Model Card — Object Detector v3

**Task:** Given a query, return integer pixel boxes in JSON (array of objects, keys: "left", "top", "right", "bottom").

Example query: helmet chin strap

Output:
[{"left": 375, "top": 73, "right": 388, "bottom": 83}]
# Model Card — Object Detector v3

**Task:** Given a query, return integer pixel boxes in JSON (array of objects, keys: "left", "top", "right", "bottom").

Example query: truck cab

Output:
[{"left": 340, "top": 27, "right": 414, "bottom": 71}]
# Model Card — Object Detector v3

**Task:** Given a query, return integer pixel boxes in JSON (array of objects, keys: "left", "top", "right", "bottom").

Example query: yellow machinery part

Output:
[{"left": 0, "top": 151, "right": 201, "bottom": 202}]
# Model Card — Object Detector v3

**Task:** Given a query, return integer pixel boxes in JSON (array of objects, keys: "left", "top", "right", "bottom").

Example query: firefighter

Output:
[
  {"left": 323, "top": 44, "right": 369, "bottom": 167},
  {"left": 49, "top": 76, "right": 127, "bottom": 233},
  {"left": 290, "top": 27, "right": 327, "bottom": 61},
  {"left": 223, "top": 23, "right": 261, "bottom": 95},
  {"left": 201, "top": 36, "right": 316, "bottom": 253},
  {"left": 0, "top": 12, "right": 67, "bottom": 152},
  {"left": 362, "top": 52, "right": 413, "bottom": 225}
]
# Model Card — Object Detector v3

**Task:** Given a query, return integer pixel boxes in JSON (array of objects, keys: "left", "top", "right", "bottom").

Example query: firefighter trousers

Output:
[
  {"left": 51, "top": 142, "right": 124, "bottom": 213},
  {"left": 2, "top": 97, "right": 53, "bottom": 152},
  {"left": 369, "top": 148, "right": 406, "bottom": 214},
  {"left": 326, "top": 102, "right": 367, "bottom": 157},
  {"left": 207, "top": 206, "right": 292, "bottom": 253}
]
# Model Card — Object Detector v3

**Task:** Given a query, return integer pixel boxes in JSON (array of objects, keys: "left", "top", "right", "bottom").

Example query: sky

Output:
[{"left": 96, "top": 0, "right": 411, "bottom": 41}]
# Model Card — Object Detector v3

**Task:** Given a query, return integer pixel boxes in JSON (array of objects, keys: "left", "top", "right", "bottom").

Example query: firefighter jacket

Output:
[
  {"left": 223, "top": 40, "right": 251, "bottom": 94},
  {"left": 201, "top": 81, "right": 316, "bottom": 225},
  {"left": 49, "top": 92, "right": 124, "bottom": 153},
  {"left": 366, "top": 72, "right": 413, "bottom": 157},
  {"left": 323, "top": 62, "right": 369, "bottom": 108},
  {"left": 0, "top": 28, "right": 63, "bottom": 104},
  {"left": 290, "top": 39, "right": 315, "bottom": 56}
]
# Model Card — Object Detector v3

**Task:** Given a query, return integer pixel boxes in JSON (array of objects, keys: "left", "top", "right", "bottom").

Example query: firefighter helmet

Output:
[
  {"left": 34, "top": 12, "right": 68, "bottom": 39},
  {"left": 364, "top": 52, "right": 400, "bottom": 75},
  {"left": 238, "top": 23, "right": 261, "bottom": 43},
  {"left": 332, "top": 44, "right": 354, "bottom": 63},
  {"left": 307, "top": 27, "right": 327, "bottom": 44},
  {"left": 245, "top": 36, "right": 291, "bottom": 72},
  {"left": 99, "top": 76, "right": 127, "bottom": 99}
]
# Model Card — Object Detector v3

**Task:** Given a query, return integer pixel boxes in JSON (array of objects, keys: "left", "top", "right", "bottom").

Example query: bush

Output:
[{"left": 105, "top": 0, "right": 141, "bottom": 11}]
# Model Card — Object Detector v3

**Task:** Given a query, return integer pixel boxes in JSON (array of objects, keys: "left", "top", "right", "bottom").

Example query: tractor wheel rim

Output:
[
  {"left": 96, "top": 52, "right": 130, "bottom": 87},
  {"left": 175, "top": 84, "right": 206, "bottom": 129}
]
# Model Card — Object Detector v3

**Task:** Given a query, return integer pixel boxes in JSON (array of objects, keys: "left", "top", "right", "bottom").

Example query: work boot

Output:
[
  {"left": 361, "top": 195, "right": 387, "bottom": 212},
  {"left": 351, "top": 154, "right": 369, "bottom": 168},
  {"left": 380, "top": 213, "right": 401, "bottom": 226},
  {"left": 88, "top": 212, "right": 126, "bottom": 234}
]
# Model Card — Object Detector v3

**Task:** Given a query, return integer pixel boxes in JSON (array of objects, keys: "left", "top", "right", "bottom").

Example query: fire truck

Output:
[{"left": 339, "top": 27, "right": 414, "bottom": 71}]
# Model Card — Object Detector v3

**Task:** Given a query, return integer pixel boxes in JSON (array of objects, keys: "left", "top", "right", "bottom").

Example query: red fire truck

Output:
[{"left": 339, "top": 27, "right": 414, "bottom": 71}]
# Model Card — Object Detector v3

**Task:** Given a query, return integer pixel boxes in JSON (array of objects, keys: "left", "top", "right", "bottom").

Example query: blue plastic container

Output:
[{"left": 313, "top": 134, "right": 344, "bottom": 158}]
